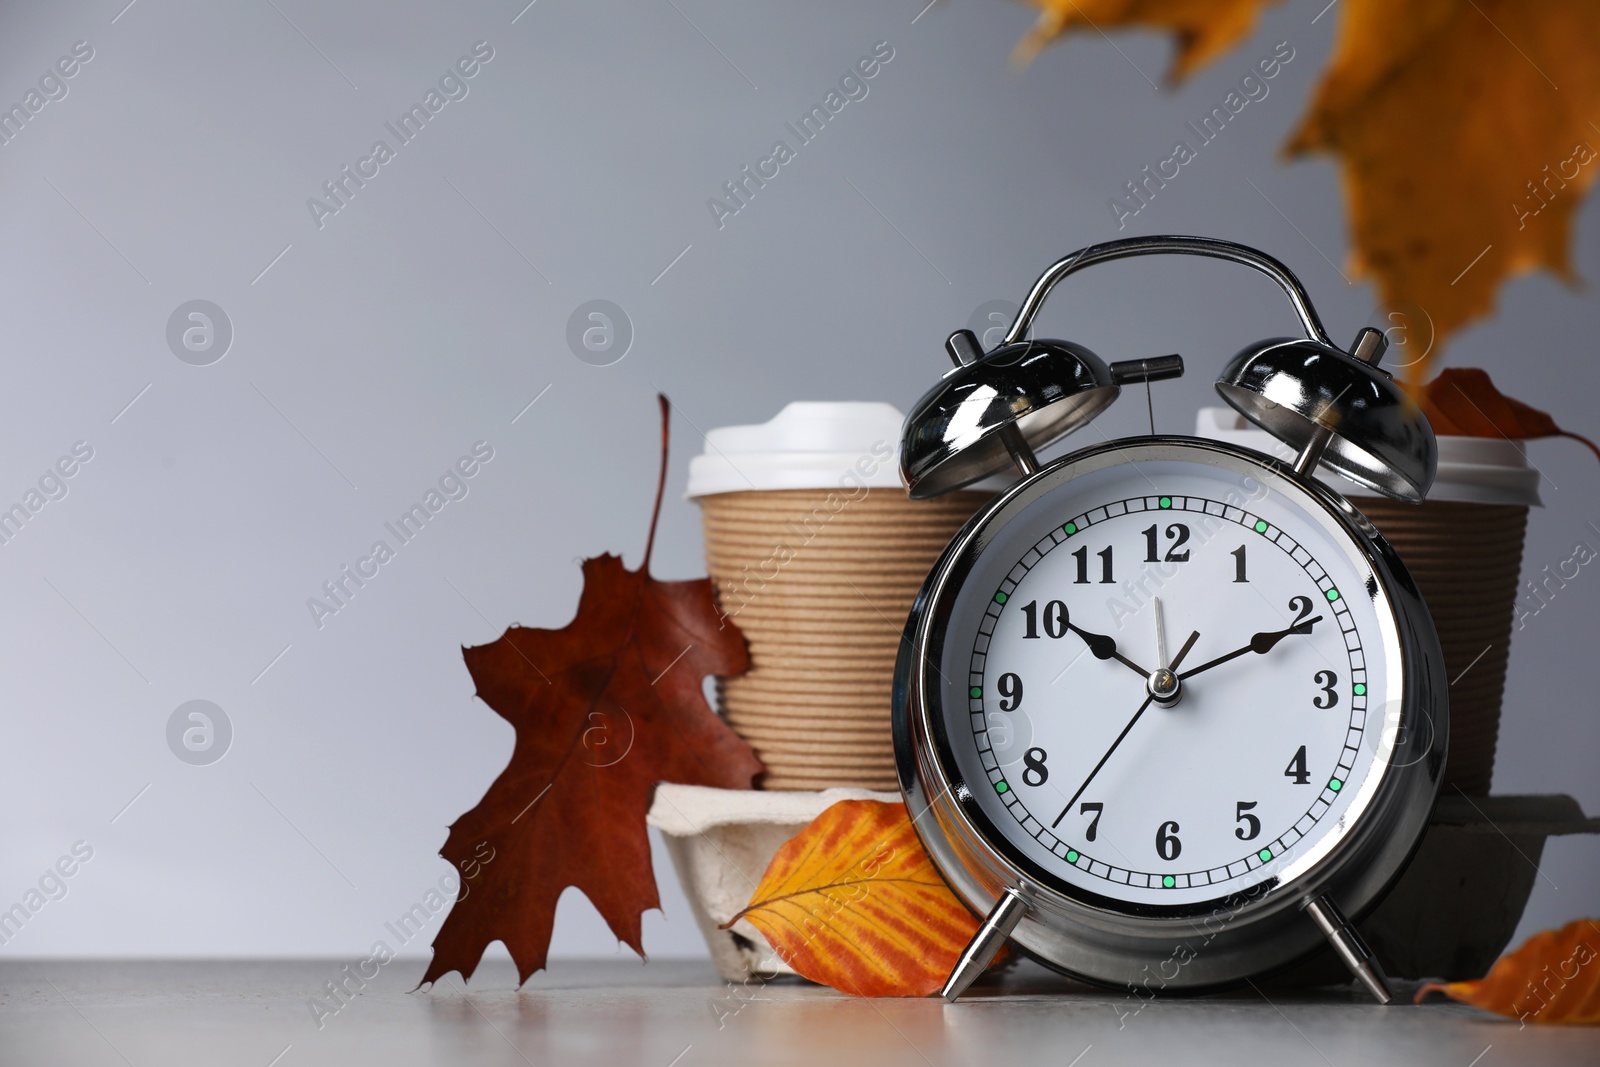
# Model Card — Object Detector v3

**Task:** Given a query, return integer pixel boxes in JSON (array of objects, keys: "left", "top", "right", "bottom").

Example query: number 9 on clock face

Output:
[{"left": 935, "top": 446, "right": 1404, "bottom": 910}]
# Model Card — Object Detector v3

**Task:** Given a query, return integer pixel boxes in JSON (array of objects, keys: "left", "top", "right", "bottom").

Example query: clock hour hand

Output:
[
  {"left": 1178, "top": 613, "right": 1323, "bottom": 681},
  {"left": 1066, "top": 620, "right": 1148, "bottom": 678}
]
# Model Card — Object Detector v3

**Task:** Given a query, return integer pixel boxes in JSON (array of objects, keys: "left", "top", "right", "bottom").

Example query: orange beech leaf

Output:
[
  {"left": 1013, "top": 0, "right": 1283, "bottom": 81},
  {"left": 421, "top": 396, "right": 761, "bottom": 988},
  {"left": 727, "top": 799, "right": 995, "bottom": 997},
  {"left": 1412, "top": 368, "right": 1600, "bottom": 464},
  {"left": 1417, "top": 918, "right": 1600, "bottom": 1024}
]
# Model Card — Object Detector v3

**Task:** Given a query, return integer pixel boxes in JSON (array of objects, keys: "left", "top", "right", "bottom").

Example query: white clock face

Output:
[{"left": 940, "top": 454, "right": 1404, "bottom": 909}]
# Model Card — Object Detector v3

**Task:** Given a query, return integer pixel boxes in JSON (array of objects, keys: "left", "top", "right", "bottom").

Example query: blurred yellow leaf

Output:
[
  {"left": 1016, "top": 0, "right": 1600, "bottom": 378},
  {"left": 1417, "top": 918, "right": 1600, "bottom": 1024},
  {"left": 1015, "top": 0, "right": 1283, "bottom": 80},
  {"left": 1286, "top": 0, "right": 1600, "bottom": 377}
]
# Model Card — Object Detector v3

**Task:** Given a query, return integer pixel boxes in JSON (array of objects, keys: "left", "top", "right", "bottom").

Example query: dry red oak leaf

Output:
[
  {"left": 421, "top": 396, "right": 761, "bottom": 986},
  {"left": 1412, "top": 367, "right": 1600, "bottom": 464}
]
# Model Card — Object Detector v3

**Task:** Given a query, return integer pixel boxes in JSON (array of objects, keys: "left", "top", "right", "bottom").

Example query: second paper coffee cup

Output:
[{"left": 1197, "top": 408, "right": 1541, "bottom": 795}]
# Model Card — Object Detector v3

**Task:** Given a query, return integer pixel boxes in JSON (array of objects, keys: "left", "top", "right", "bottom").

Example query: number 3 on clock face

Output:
[{"left": 942, "top": 454, "right": 1402, "bottom": 909}]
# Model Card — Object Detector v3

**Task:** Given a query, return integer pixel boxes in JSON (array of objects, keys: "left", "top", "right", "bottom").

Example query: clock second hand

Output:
[
  {"left": 1153, "top": 596, "right": 1169, "bottom": 672},
  {"left": 1051, "top": 629, "right": 1200, "bottom": 829}
]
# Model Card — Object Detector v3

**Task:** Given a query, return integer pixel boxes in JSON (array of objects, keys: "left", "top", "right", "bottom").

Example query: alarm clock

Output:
[{"left": 893, "top": 235, "right": 1446, "bottom": 1004}]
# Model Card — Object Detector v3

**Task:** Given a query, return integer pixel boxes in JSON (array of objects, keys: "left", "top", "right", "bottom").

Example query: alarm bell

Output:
[
  {"left": 899, "top": 328, "right": 1182, "bottom": 499},
  {"left": 1217, "top": 327, "right": 1437, "bottom": 503},
  {"left": 899, "top": 236, "right": 1437, "bottom": 504}
]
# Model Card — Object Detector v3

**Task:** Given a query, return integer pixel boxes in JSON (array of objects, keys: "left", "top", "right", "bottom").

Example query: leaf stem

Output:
[
  {"left": 1560, "top": 430, "right": 1600, "bottom": 468},
  {"left": 642, "top": 394, "right": 671, "bottom": 574}
]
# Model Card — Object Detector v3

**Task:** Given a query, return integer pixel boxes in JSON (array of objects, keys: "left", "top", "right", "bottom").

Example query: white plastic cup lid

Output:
[
  {"left": 685, "top": 402, "right": 907, "bottom": 498},
  {"left": 1194, "top": 407, "right": 1542, "bottom": 507}
]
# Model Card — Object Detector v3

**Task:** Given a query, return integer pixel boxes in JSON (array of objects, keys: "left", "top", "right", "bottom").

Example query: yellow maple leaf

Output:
[
  {"left": 1015, "top": 0, "right": 1284, "bottom": 80},
  {"left": 726, "top": 799, "right": 996, "bottom": 997},
  {"left": 1016, "top": 0, "right": 1600, "bottom": 378},
  {"left": 1284, "top": 0, "right": 1600, "bottom": 375},
  {"left": 1417, "top": 918, "right": 1600, "bottom": 1024}
]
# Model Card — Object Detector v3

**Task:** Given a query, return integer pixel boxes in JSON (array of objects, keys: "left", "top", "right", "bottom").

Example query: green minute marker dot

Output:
[
  {"left": 995, "top": 781, "right": 1009, "bottom": 795},
  {"left": 1326, "top": 588, "right": 1341, "bottom": 602},
  {"left": 1066, "top": 850, "right": 1079, "bottom": 864},
  {"left": 1329, "top": 778, "right": 1343, "bottom": 791},
  {"left": 1063, "top": 522, "right": 1078, "bottom": 536},
  {"left": 1257, "top": 848, "right": 1273, "bottom": 863},
  {"left": 1159, "top": 496, "right": 1172, "bottom": 509},
  {"left": 969, "top": 686, "right": 982, "bottom": 699},
  {"left": 1353, "top": 683, "right": 1367, "bottom": 696},
  {"left": 994, "top": 591, "right": 1008, "bottom": 604},
  {"left": 1254, "top": 520, "right": 1269, "bottom": 534},
  {"left": 1162, "top": 875, "right": 1176, "bottom": 888}
]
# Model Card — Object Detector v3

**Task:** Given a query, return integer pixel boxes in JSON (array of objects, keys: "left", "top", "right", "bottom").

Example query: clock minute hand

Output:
[
  {"left": 1177, "top": 615, "right": 1324, "bottom": 681},
  {"left": 1051, "top": 630, "right": 1200, "bottom": 829}
]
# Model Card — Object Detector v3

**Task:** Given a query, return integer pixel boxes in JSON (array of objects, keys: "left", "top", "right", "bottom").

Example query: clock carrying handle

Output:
[{"left": 1001, "top": 235, "right": 1335, "bottom": 350}]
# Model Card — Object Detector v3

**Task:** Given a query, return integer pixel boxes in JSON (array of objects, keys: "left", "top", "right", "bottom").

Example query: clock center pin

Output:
[
  {"left": 1149, "top": 596, "right": 1182, "bottom": 707},
  {"left": 1147, "top": 667, "right": 1181, "bottom": 707}
]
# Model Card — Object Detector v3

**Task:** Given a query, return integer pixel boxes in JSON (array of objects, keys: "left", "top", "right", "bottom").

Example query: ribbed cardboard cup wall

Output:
[
  {"left": 1358, "top": 498, "right": 1529, "bottom": 796},
  {"left": 701, "top": 487, "right": 989, "bottom": 791}
]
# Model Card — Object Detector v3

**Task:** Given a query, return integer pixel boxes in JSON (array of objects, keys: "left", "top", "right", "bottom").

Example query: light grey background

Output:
[{"left": 0, "top": 0, "right": 1594, "bottom": 962}]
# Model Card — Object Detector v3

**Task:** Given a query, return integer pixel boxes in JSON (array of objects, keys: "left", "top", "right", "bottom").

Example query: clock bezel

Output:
[{"left": 894, "top": 436, "right": 1447, "bottom": 991}]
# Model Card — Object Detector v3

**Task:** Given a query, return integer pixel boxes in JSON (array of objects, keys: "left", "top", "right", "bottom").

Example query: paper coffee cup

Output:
[
  {"left": 1197, "top": 408, "right": 1541, "bottom": 794},
  {"left": 688, "top": 403, "right": 991, "bottom": 791}
]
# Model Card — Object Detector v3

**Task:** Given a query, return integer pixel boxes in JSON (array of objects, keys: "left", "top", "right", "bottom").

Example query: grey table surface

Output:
[{"left": 1, "top": 959, "right": 1594, "bottom": 1067}]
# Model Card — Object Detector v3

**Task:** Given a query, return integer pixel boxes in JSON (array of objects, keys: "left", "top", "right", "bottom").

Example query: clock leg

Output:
[
  {"left": 941, "top": 888, "right": 1029, "bottom": 1002},
  {"left": 1303, "top": 894, "right": 1393, "bottom": 1005}
]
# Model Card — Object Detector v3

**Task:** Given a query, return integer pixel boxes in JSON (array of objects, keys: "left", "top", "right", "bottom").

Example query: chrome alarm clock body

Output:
[
  {"left": 894, "top": 437, "right": 1446, "bottom": 993},
  {"left": 893, "top": 236, "right": 1447, "bottom": 1002}
]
